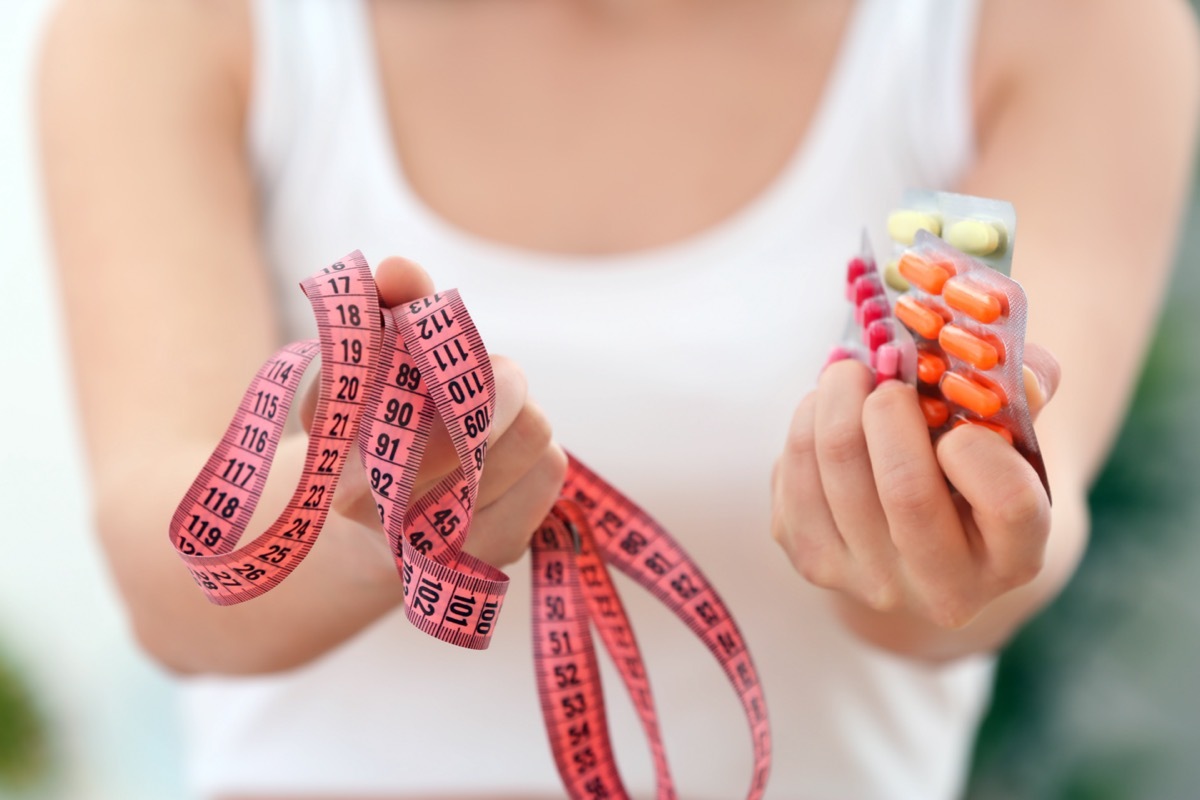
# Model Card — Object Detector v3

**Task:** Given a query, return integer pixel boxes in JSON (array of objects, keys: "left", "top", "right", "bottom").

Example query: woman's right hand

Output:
[
  {"left": 39, "top": 2, "right": 564, "bottom": 673},
  {"left": 301, "top": 256, "right": 568, "bottom": 570}
]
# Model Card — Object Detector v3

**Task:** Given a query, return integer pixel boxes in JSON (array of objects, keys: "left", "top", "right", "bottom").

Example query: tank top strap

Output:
[
  {"left": 248, "top": 0, "right": 378, "bottom": 202},
  {"left": 834, "top": 0, "right": 983, "bottom": 188},
  {"left": 904, "top": 0, "right": 984, "bottom": 184}
]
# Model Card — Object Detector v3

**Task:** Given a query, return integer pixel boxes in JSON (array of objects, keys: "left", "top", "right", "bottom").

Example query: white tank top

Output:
[{"left": 182, "top": 1, "right": 994, "bottom": 797}]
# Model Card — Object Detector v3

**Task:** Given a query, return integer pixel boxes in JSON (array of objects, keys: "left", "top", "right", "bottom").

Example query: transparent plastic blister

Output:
[
  {"left": 882, "top": 190, "right": 1018, "bottom": 292},
  {"left": 832, "top": 231, "right": 917, "bottom": 385}
]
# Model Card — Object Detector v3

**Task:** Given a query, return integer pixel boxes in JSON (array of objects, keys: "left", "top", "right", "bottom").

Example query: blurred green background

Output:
[
  {"left": 966, "top": 147, "right": 1200, "bottom": 797},
  {"left": 0, "top": 650, "right": 47, "bottom": 793}
]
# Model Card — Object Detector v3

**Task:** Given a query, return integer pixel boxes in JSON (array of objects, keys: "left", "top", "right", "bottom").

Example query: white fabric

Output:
[{"left": 183, "top": 1, "right": 994, "bottom": 797}]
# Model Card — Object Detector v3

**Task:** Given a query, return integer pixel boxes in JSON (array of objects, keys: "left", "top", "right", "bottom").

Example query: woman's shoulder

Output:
[
  {"left": 972, "top": 0, "right": 1199, "bottom": 134},
  {"left": 39, "top": 0, "right": 253, "bottom": 121}
]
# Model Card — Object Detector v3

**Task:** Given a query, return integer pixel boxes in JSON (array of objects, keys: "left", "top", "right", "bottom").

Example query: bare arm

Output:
[
  {"left": 39, "top": 0, "right": 563, "bottom": 675},
  {"left": 775, "top": 0, "right": 1200, "bottom": 660}
]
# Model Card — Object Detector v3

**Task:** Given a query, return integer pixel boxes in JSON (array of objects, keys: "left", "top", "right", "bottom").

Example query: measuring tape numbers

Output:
[{"left": 169, "top": 252, "right": 772, "bottom": 798}]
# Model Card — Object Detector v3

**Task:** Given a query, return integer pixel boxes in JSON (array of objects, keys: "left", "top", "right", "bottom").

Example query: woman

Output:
[{"left": 38, "top": 0, "right": 1199, "bottom": 797}]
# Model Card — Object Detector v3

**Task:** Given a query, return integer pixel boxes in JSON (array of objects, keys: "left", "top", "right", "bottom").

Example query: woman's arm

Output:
[
  {"left": 773, "top": 0, "right": 1200, "bottom": 661},
  {"left": 38, "top": 0, "right": 564, "bottom": 676}
]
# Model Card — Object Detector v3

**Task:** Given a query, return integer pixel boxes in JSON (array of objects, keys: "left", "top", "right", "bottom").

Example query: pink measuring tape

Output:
[{"left": 169, "top": 252, "right": 771, "bottom": 798}]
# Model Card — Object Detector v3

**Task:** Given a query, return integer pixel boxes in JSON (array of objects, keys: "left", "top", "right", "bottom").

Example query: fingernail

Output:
[
  {"left": 874, "top": 344, "right": 900, "bottom": 386},
  {"left": 1022, "top": 364, "right": 1045, "bottom": 410},
  {"left": 823, "top": 345, "right": 852, "bottom": 372}
]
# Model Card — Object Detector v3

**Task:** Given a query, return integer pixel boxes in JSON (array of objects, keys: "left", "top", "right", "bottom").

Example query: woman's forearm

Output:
[{"left": 98, "top": 435, "right": 405, "bottom": 676}]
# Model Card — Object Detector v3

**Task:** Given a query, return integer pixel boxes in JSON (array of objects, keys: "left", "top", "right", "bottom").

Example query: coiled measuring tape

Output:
[{"left": 169, "top": 252, "right": 771, "bottom": 798}]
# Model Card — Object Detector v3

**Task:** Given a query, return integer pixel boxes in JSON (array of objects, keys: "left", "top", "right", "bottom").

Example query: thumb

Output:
[
  {"left": 298, "top": 372, "right": 319, "bottom": 435},
  {"left": 1022, "top": 342, "right": 1061, "bottom": 419},
  {"left": 376, "top": 255, "right": 436, "bottom": 309}
]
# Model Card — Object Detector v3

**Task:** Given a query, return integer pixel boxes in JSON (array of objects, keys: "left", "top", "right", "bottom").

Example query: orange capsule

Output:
[
  {"left": 897, "top": 253, "right": 954, "bottom": 295},
  {"left": 894, "top": 296, "right": 946, "bottom": 340},
  {"left": 919, "top": 395, "right": 950, "bottom": 428},
  {"left": 952, "top": 417, "right": 1014, "bottom": 445},
  {"left": 916, "top": 349, "right": 947, "bottom": 385},
  {"left": 938, "top": 325, "right": 1003, "bottom": 370},
  {"left": 943, "top": 279, "right": 1004, "bottom": 324},
  {"left": 941, "top": 372, "right": 1004, "bottom": 418}
]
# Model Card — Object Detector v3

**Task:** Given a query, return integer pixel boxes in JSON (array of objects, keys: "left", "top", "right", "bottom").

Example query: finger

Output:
[
  {"left": 1022, "top": 342, "right": 1061, "bottom": 419},
  {"left": 863, "top": 381, "right": 973, "bottom": 614},
  {"left": 937, "top": 425, "right": 1051, "bottom": 591},
  {"left": 375, "top": 256, "right": 436, "bottom": 308},
  {"left": 772, "top": 393, "right": 848, "bottom": 589},
  {"left": 813, "top": 360, "right": 893, "bottom": 565},
  {"left": 474, "top": 401, "right": 555, "bottom": 510},
  {"left": 331, "top": 448, "right": 375, "bottom": 525},
  {"left": 464, "top": 444, "right": 569, "bottom": 568},
  {"left": 299, "top": 370, "right": 319, "bottom": 435},
  {"left": 411, "top": 354, "right": 529, "bottom": 498}
]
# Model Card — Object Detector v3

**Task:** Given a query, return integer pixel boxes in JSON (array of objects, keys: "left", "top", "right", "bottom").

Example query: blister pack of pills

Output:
[
  {"left": 882, "top": 190, "right": 1018, "bottom": 290},
  {"left": 833, "top": 232, "right": 918, "bottom": 386},
  {"left": 835, "top": 193, "right": 1050, "bottom": 499}
]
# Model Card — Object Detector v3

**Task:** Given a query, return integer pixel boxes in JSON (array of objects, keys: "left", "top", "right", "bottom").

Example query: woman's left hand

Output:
[{"left": 771, "top": 345, "right": 1061, "bottom": 634}]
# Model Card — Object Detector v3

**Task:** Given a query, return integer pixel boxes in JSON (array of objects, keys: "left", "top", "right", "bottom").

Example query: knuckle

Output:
[
  {"left": 524, "top": 455, "right": 567, "bottom": 521},
  {"left": 917, "top": 578, "right": 968, "bottom": 630},
  {"left": 863, "top": 379, "right": 915, "bottom": 417},
  {"left": 540, "top": 443, "right": 569, "bottom": 487},
  {"left": 772, "top": 515, "right": 842, "bottom": 589},
  {"left": 511, "top": 402, "right": 554, "bottom": 452},
  {"left": 798, "top": 559, "right": 840, "bottom": 590},
  {"left": 792, "top": 534, "right": 840, "bottom": 585},
  {"left": 994, "top": 550, "right": 1046, "bottom": 591},
  {"left": 995, "top": 482, "right": 1050, "bottom": 532},
  {"left": 860, "top": 569, "right": 902, "bottom": 613},
  {"left": 783, "top": 397, "right": 818, "bottom": 461},
  {"left": 927, "top": 596, "right": 977, "bottom": 630},
  {"left": 473, "top": 522, "right": 536, "bottom": 569},
  {"left": 1000, "top": 561, "right": 1041, "bottom": 591},
  {"left": 817, "top": 418, "right": 866, "bottom": 467},
  {"left": 783, "top": 428, "right": 817, "bottom": 473},
  {"left": 489, "top": 353, "right": 530, "bottom": 403},
  {"left": 516, "top": 526, "right": 541, "bottom": 559},
  {"left": 769, "top": 505, "right": 788, "bottom": 547},
  {"left": 877, "top": 464, "right": 942, "bottom": 520},
  {"left": 491, "top": 542, "right": 528, "bottom": 569},
  {"left": 916, "top": 582, "right": 984, "bottom": 633},
  {"left": 821, "top": 358, "right": 873, "bottom": 391},
  {"left": 934, "top": 423, "right": 984, "bottom": 465},
  {"left": 793, "top": 544, "right": 841, "bottom": 589}
]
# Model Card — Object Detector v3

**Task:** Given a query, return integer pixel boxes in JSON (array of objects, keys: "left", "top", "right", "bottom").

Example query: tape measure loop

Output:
[
  {"left": 170, "top": 253, "right": 773, "bottom": 796},
  {"left": 168, "top": 252, "right": 381, "bottom": 605},
  {"left": 556, "top": 456, "right": 773, "bottom": 798},
  {"left": 533, "top": 510, "right": 633, "bottom": 800}
]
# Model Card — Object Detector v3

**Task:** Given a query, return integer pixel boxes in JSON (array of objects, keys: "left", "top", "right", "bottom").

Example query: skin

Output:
[{"left": 37, "top": 0, "right": 1199, "bottom": 796}]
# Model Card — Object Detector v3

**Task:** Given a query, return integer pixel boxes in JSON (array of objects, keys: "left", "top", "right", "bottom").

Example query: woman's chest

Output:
[{"left": 367, "top": 0, "right": 857, "bottom": 255}]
